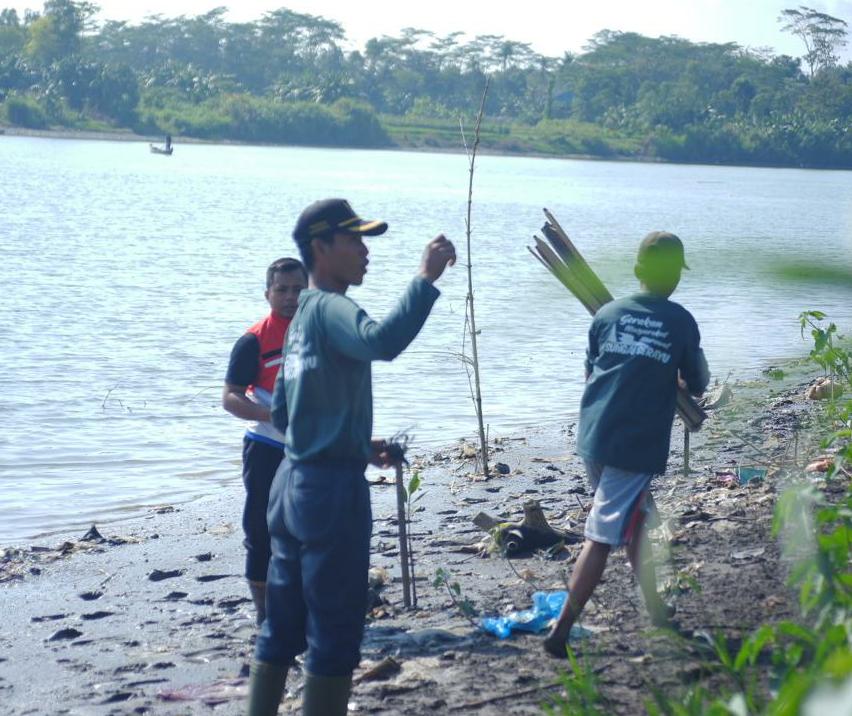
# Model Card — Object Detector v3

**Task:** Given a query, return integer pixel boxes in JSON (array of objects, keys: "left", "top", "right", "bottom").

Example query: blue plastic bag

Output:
[
  {"left": 480, "top": 590, "right": 567, "bottom": 639},
  {"left": 737, "top": 466, "right": 767, "bottom": 485}
]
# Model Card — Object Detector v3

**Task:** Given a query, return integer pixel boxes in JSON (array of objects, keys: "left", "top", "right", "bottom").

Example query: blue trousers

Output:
[
  {"left": 255, "top": 457, "right": 372, "bottom": 677},
  {"left": 241, "top": 437, "right": 284, "bottom": 582}
]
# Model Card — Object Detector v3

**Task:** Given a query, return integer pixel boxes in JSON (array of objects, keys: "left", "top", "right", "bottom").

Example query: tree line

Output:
[{"left": 1, "top": 1, "right": 850, "bottom": 167}]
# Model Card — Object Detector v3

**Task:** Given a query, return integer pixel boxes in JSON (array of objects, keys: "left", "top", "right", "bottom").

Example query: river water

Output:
[{"left": 1, "top": 136, "right": 850, "bottom": 543}]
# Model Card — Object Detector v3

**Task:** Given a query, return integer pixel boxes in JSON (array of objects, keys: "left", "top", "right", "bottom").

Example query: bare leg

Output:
[
  {"left": 626, "top": 520, "right": 672, "bottom": 626},
  {"left": 543, "top": 538, "right": 610, "bottom": 657}
]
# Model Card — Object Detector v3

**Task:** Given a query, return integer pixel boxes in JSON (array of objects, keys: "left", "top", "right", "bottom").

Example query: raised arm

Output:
[{"left": 325, "top": 236, "right": 455, "bottom": 362}]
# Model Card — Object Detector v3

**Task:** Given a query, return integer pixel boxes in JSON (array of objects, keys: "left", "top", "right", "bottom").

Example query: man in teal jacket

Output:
[{"left": 246, "top": 199, "right": 456, "bottom": 716}]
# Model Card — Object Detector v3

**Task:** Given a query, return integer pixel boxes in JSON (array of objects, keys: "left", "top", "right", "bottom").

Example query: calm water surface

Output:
[{"left": 1, "top": 137, "right": 851, "bottom": 543}]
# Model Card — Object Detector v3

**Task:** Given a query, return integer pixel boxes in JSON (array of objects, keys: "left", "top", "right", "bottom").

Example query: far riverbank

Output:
[{"left": 4, "top": 122, "right": 852, "bottom": 172}]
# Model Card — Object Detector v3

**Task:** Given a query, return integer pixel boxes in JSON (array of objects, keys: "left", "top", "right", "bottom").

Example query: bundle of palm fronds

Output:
[{"left": 528, "top": 208, "right": 706, "bottom": 432}]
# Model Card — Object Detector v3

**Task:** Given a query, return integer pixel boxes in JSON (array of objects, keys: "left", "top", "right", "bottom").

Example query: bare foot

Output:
[{"left": 542, "top": 628, "right": 570, "bottom": 659}]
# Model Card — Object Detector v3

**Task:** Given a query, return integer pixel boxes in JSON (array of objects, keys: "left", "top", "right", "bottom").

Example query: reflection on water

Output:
[{"left": 1, "top": 137, "right": 850, "bottom": 542}]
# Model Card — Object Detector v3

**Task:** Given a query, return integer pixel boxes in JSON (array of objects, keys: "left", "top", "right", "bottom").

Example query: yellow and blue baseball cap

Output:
[{"left": 293, "top": 198, "right": 388, "bottom": 246}]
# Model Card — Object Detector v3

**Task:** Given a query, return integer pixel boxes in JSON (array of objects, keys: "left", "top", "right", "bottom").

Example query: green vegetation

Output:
[
  {"left": 137, "top": 92, "right": 387, "bottom": 146},
  {"left": 433, "top": 568, "right": 479, "bottom": 626},
  {"left": 3, "top": 93, "right": 46, "bottom": 127},
  {"left": 0, "top": 2, "right": 851, "bottom": 166},
  {"left": 543, "top": 648, "right": 608, "bottom": 716}
]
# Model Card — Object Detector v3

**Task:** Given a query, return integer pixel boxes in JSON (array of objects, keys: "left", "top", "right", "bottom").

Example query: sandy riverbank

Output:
[
  {"left": 0, "top": 125, "right": 219, "bottom": 145},
  {"left": 0, "top": 359, "right": 837, "bottom": 715}
]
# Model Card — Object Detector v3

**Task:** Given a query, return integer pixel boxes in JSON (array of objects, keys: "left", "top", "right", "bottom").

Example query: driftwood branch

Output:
[{"left": 474, "top": 500, "right": 582, "bottom": 555}]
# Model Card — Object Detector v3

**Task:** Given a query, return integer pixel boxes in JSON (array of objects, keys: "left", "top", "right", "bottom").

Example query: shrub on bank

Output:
[
  {"left": 137, "top": 90, "right": 390, "bottom": 147},
  {"left": 646, "top": 119, "right": 852, "bottom": 168},
  {"left": 2, "top": 94, "right": 47, "bottom": 128},
  {"left": 530, "top": 118, "right": 641, "bottom": 156}
]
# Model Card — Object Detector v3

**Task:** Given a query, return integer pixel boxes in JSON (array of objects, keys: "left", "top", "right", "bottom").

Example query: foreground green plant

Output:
[
  {"left": 543, "top": 648, "right": 609, "bottom": 716},
  {"left": 432, "top": 568, "right": 478, "bottom": 627},
  {"left": 404, "top": 469, "right": 424, "bottom": 608},
  {"left": 799, "top": 310, "right": 850, "bottom": 385},
  {"left": 537, "top": 315, "right": 852, "bottom": 715},
  {"left": 648, "top": 312, "right": 852, "bottom": 715}
]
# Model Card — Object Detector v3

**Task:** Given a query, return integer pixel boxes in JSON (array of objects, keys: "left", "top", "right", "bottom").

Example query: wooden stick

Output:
[
  {"left": 394, "top": 462, "right": 412, "bottom": 609},
  {"left": 462, "top": 79, "right": 491, "bottom": 478},
  {"left": 532, "top": 239, "right": 602, "bottom": 314},
  {"left": 533, "top": 239, "right": 600, "bottom": 313},
  {"left": 535, "top": 238, "right": 602, "bottom": 313},
  {"left": 543, "top": 209, "right": 613, "bottom": 302},
  {"left": 677, "top": 390, "right": 706, "bottom": 431},
  {"left": 528, "top": 245, "right": 557, "bottom": 274},
  {"left": 529, "top": 243, "right": 572, "bottom": 292},
  {"left": 407, "top": 499, "right": 418, "bottom": 609},
  {"left": 541, "top": 223, "right": 612, "bottom": 304}
]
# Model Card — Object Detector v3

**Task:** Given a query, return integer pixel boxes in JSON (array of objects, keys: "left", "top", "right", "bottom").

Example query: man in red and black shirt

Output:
[{"left": 223, "top": 257, "right": 308, "bottom": 624}]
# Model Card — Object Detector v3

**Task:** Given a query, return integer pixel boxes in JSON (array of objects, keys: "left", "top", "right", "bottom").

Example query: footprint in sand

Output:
[
  {"left": 47, "top": 628, "right": 83, "bottom": 641},
  {"left": 101, "top": 691, "right": 134, "bottom": 704},
  {"left": 114, "top": 663, "right": 148, "bottom": 674}
]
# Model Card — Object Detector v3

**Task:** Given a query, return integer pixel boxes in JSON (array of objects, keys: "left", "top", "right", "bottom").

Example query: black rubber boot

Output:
[
  {"left": 302, "top": 672, "right": 352, "bottom": 716},
  {"left": 246, "top": 659, "right": 287, "bottom": 716}
]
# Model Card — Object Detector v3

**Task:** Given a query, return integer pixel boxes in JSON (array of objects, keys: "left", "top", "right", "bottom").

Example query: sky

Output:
[{"left": 8, "top": 0, "right": 852, "bottom": 61}]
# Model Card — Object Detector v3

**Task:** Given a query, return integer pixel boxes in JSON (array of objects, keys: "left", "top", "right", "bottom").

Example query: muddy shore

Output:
[
  {"left": 0, "top": 125, "right": 226, "bottom": 146},
  {"left": 0, "top": 360, "right": 834, "bottom": 715}
]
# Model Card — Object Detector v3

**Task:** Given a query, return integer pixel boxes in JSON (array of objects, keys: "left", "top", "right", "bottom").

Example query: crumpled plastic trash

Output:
[
  {"left": 158, "top": 679, "right": 247, "bottom": 705},
  {"left": 715, "top": 467, "right": 767, "bottom": 488},
  {"left": 805, "top": 378, "right": 844, "bottom": 401},
  {"left": 715, "top": 471, "right": 739, "bottom": 488},
  {"left": 805, "top": 457, "right": 834, "bottom": 473},
  {"left": 737, "top": 467, "right": 767, "bottom": 485},
  {"left": 481, "top": 590, "right": 567, "bottom": 639}
]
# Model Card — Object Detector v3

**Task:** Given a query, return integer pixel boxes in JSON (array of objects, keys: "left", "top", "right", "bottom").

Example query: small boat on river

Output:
[{"left": 150, "top": 134, "right": 173, "bottom": 155}]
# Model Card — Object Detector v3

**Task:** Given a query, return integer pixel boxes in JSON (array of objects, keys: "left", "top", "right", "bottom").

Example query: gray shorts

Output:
[{"left": 583, "top": 460, "right": 660, "bottom": 546}]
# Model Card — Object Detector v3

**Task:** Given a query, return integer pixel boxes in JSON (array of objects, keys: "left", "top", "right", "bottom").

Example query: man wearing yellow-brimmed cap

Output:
[{"left": 246, "top": 198, "right": 456, "bottom": 716}]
